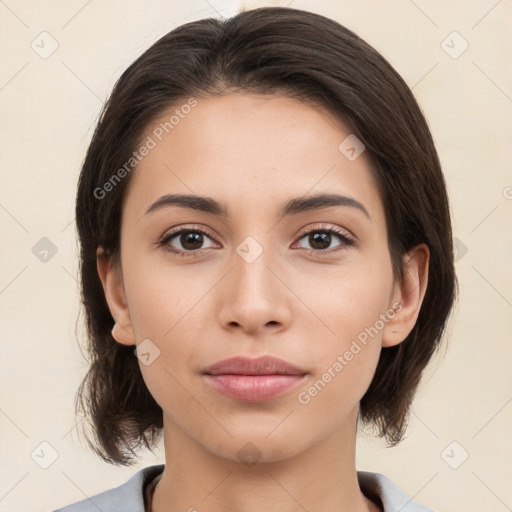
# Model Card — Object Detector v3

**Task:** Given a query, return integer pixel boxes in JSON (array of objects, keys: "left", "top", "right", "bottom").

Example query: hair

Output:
[{"left": 74, "top": 6, "right": 457, "bottom": 465}]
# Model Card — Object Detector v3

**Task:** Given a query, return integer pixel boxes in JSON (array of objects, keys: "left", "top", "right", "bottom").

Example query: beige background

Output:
[{"left": 1, "top": 1, "right": 511, "bottom": 511}]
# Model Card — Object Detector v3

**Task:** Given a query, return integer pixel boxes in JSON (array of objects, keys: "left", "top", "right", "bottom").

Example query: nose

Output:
[{"left": 218, "top": 241, "right": 293, "bottom": 336}]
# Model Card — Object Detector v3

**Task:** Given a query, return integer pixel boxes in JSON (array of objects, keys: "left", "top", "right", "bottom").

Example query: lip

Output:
[
  {"left": 202, "top": 356, "right": 308, "bottom": 402},
  {"left": 202, "top": 355, "right": 307, "bottom": 376}
]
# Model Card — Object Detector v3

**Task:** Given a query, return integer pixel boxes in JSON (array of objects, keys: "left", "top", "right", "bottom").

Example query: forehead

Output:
[{"left": 123, "top": 93, "right": 384, "bottom": 223}]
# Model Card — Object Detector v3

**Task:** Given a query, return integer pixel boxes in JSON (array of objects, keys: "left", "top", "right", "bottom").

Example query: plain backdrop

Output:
[{"left": 1, "top": 1, "right": 511, "bottom": 511}]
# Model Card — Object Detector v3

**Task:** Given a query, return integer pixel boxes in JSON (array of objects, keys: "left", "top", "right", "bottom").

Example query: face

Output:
[{"left": 100, "top": 93, "right": 420, "bottom": 464}]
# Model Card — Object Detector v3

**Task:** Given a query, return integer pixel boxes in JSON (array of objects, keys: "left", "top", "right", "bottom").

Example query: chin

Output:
[{"left": 202, "top": 430, "right": 307, "bottom": 466}]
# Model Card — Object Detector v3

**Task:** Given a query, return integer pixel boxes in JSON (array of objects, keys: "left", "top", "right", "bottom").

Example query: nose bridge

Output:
[
  {"left": 235, "top": 237, "right": 272, "bottom": 295},
  {"left": 219, "top": 233, "right": 291, "bottom": 333}
]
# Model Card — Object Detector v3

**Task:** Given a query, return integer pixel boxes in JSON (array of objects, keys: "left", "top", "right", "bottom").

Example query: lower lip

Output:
[{"left": 203, "top": 374, "right": 307, "bottom": 402}]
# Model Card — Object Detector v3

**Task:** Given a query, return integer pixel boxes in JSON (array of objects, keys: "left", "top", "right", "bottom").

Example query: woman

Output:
[{"left": 52, "top": 6, "right": 456, "bottom": 512}]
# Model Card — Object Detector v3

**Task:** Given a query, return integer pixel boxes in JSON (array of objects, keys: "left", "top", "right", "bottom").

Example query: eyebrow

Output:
[{"left": 144, "top": 193, "right": 371, "bottom": 220}]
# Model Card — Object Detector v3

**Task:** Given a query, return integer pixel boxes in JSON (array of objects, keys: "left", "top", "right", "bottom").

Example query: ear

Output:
[
  {"left": 96, "top": 246, "right": 136, "bottom": 346},
  {"left": 382, "top": 243, "right": 429, "bottom": 348}
]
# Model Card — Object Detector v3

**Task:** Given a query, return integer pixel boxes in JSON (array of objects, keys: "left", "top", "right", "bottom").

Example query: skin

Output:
[{"left": 97, "top": 93, "right": 429, "bottom": 512}]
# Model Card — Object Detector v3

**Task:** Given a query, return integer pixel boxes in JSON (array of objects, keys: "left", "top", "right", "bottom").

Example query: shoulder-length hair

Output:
[{"left": 74, "top": 6, "right": 457, "bottom": 465}]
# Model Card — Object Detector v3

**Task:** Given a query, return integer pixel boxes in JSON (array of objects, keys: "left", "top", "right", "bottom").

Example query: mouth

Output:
[{"left": 202, "top": 355, "right": 308, "bottom": 402}]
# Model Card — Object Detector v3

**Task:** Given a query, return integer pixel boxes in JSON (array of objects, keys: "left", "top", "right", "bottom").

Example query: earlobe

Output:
[
  {"left": 382, "top": 244, "right": 430, "bottom": 348},
  {"left": 96, "top": 246, "right": 136, "bottom": 346},
  {"left": 111, "top": 322, "right": 135, "bottom": 346}
]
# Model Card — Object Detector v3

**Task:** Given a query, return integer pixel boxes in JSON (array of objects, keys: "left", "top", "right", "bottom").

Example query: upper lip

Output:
[{"left": 202, "top": 356, "right": 307, "bottom": 376}]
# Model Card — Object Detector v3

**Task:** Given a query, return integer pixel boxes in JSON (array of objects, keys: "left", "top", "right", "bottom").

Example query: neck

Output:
[{"left": 151, "top": 406, "right": 380, "bottom": 512}]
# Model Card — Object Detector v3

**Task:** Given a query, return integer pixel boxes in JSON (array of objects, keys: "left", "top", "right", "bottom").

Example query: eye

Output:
[
  {"left": 157, "top": 226, "right": 219, "bottom": 257},
  {"left": 156, "top": 223, "right": 354, "bottom": 258},
  {"left": 293, "top": 224, "right": 354, "bottom": 254}
]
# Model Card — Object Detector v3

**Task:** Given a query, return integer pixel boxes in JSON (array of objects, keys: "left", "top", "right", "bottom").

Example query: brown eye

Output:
[
  {"left": 158, "top": 227, "right": 218, "bottom": 256},
  {"left": 307, "top": 231, "right": 333, "bottom": 250},
  {"left": 294, "top": 226, "right": 354, "bottom": 254},
  {"left": 177, "top": 231, "right": 205, "bottom": 251}
]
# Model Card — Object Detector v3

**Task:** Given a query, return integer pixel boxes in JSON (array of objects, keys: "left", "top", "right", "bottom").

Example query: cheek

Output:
[
  {"left": 121, "top": 252, "right": 214, "bottom": 413},
  {"left": 296, "top": 251, "right": 394, "bottom": 347},
  {"left": 122, "top": 250, "right": 212, "bottom": 340},
  {"left": 293, "top": 272, "right": 390, "bottom": 429},
  {"left": 295, "top": 253, "right": 393, "bottom": 395}
]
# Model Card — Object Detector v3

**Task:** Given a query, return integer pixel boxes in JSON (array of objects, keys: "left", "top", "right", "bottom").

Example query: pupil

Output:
[
  {"left": 310, "top": 232, "right": 330, "bottom": 250},
  {"left": 181, "top": 232, "right": 203, "bottom": 250}
]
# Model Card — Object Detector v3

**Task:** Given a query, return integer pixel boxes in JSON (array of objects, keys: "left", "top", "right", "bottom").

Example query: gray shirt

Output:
[{"left": 51, "top": 464, "right": 434, "bottom": 512}]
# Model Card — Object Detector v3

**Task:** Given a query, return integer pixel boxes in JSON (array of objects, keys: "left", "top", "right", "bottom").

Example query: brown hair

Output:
[{"left": 74, "top": 6, "right": 457, "bottom": 465}]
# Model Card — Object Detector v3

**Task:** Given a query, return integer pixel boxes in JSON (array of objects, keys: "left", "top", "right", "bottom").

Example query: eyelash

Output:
[{"left": 156, "top": 224, "right": 355, "bottom": 258}]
